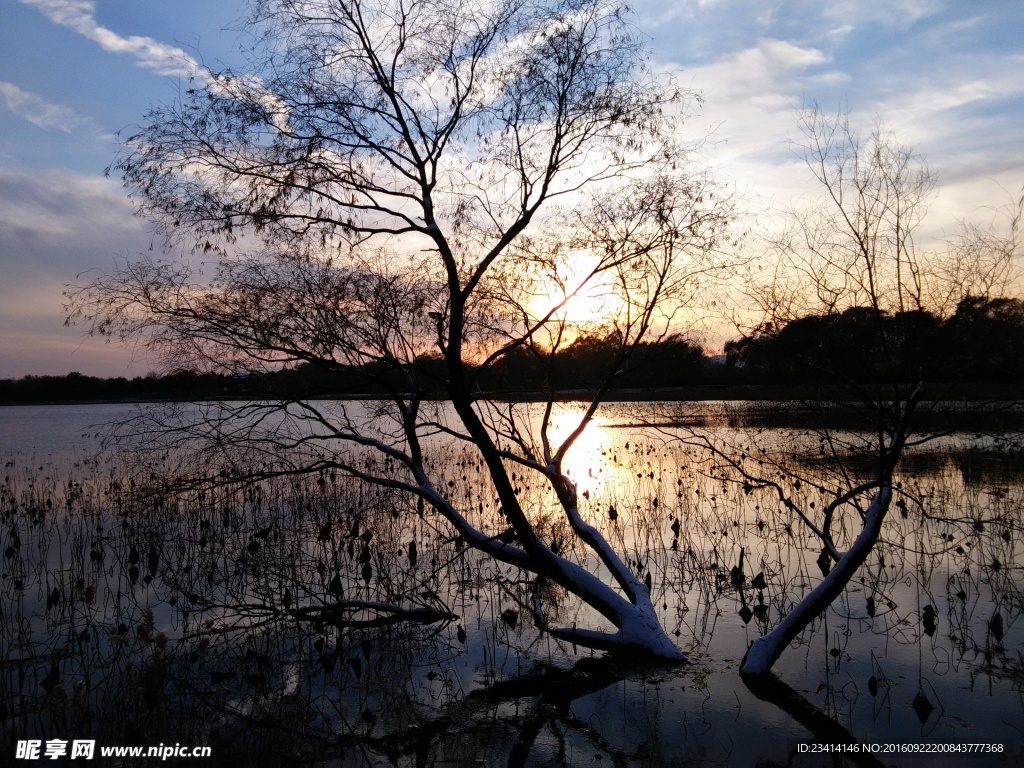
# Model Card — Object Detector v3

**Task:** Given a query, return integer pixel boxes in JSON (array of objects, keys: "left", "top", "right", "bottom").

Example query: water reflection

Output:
[
  {"left": 1, "top": 402, "right": 1021, "bottom": 765},
  {"left": 545, "top": 408, "right": 616, "bottom": 500}
]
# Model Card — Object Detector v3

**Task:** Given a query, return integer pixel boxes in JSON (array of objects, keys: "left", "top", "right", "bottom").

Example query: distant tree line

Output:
[
  {"left": 0, "top": 334, "right": 711, "bottom": 403},
  {"left": 725, "top": 296, "right": 1024, "bottom": 384},
  {"left": 4, "top": 296, "right": 1022, "bottom": 404},
  {"left": 477, "top": 333, "right": 708, "bottom": 392},
  {"left": 0, "top": 370, "right": 240, "bottom": 404}
]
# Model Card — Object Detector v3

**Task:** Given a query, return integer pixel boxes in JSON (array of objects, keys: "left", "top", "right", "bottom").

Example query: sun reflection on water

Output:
[{"left": 538, "top": 407, "right": 635, "bottom": 503}]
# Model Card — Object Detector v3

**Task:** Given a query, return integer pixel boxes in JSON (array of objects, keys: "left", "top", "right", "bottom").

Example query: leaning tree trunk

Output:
[{"left": 740, "top": 487, "right": 891, "bottom": 676}]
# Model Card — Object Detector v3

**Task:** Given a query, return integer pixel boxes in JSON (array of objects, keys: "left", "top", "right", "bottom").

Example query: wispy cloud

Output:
[
  {"left": 679, "top": 39, "right": 832, "bottom": 110},
  {"left": 0, "top": 166, "right": 148, "bottom": 276},
  {"left": 819, "top": 0, "right": 946, "bottom": 29},
  {"left": 677, "top": 39, "right": 835, "bottom": 148},
  {"left": 646, "top": 0, "right": 1023, "bottom": 223},
  {"left": 0, "top": 166, "right": 156, "bottom": 376},
  {"left": 0, "top": 81, "right": 88, "bottom": 132},
  {"left": 20, "top": 0, "right": 200, "bottom": 77},
  {"left": 19, "top": 0, "right": 286, "bottom": 123}
]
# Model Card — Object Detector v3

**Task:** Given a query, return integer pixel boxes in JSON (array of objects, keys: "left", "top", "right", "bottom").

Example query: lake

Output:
[{"left": 1, "top": 401, "right": 1021, "bottom": 766}]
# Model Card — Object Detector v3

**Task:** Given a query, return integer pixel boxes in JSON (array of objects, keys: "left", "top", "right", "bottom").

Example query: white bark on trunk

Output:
[{"left": 740, "top": 486, "right": 891, "bottom": 676}]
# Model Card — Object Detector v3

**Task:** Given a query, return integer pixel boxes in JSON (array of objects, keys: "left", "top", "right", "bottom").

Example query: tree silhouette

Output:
[
  {"left": 721, "top": 108, "right": 961, "bottom": 676},
  {"left": 68, "top": 0, "right": 730, "bottom": 658}
]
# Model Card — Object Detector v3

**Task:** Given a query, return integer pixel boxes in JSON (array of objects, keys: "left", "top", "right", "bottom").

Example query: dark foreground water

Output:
[{"left": 1, "top": 402, "right": 1022, "bottom": 766}]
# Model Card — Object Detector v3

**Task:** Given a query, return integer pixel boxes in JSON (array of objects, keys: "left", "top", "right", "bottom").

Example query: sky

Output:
[{"left": 1, "top": 0, "right": 1022, "bottom": 378}]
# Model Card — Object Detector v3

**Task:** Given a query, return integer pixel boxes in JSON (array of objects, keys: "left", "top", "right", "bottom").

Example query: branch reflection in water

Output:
[{"left": 1, "top": 401, "right": 1021, "bottom": 765}]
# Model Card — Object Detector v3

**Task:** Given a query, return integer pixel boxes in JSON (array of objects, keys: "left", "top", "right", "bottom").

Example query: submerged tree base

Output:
[{"left": 543, "top": 610, "right": 686, "bottom": 662}]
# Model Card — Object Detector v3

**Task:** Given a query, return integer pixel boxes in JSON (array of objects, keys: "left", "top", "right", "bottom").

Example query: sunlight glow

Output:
[
  {"left": 530, "top": 249, "right": 623, "bottom": 327},
  {"left": 544, "top": 408, "right": 615, "bottom": 498}
]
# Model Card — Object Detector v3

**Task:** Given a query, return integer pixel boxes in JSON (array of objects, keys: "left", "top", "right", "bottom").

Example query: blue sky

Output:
[{"left": 2, "top": 0, "right": 1022, "bottom": 377}]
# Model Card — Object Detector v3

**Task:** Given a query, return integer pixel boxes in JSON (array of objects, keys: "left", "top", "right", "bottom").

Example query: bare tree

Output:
[
  {"left": 749, "top": 108, "right": 936, "bottom": 321},
  {"left": 724, "top": 107, "right": 939, "bottom": 676},
  {"left": 929, "top": 184, "right": 1023, "bottom": 314},
  {"left": 69, "top": 0, "right": 730, "bottom": 660},
  {"left": 726, "top": 146, "right": 1023, "bottom": 678}
]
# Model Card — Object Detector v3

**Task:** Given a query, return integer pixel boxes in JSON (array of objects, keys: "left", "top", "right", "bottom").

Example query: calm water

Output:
[
  {"left": 0, "top": 402, "right": 140, "bottom": 456},
  {"left": 1, "top": 402, "right": 1022, "bottom": 766}
]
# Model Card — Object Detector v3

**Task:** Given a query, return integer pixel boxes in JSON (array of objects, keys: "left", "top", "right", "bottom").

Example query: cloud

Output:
[
  {"left": 0, "top": 81, "right": 89, "bottom": 132},
  {"left": 640, "top": 0, "right": 951, "bottom": 66},
  {"left": 20, "top": 0, "right": 200, "bottom": 77},
  {"left": 19, "top": 1, "right": 285, "bottom": 124},
  {"left": 0, "top": 167, "right": 145, "bottom": 256},
  {"left": 649, "top": 0, "right": 1024, "bottom": 230},
  {"left": 672, "top": 39, "right": 836, "bottom": 168},
  {"left": 0, "top": 166, "right": 158, "bottom": 376},
  {"left": 0, "top": 324, "right": 147, "bottom": 378},
  {"left": 819, "top": 0, "right": 946, "bottom": 29},
  {"left": 681, "top": 39, "right": 831, "bottom": 104},
  {"left": 0, "top": 167, "right": 150, "bottom": 312},
  {"left": 826, "top": 23, "right": 855, "bottom": 40}
]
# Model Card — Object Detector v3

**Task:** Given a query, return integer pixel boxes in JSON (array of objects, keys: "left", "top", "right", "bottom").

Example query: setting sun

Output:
[{"left": 530, "top": 249, "right": 624, "bottom": 327}]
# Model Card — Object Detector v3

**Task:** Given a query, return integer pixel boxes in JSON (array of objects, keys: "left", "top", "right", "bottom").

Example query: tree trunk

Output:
[{"left": 740, "top": 486, "right": 891, "bottom": 676}]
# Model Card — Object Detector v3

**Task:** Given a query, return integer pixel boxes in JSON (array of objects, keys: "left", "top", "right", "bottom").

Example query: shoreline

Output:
[{"left": 2, "top": 382, "right": 1022, "bottom": 407}]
